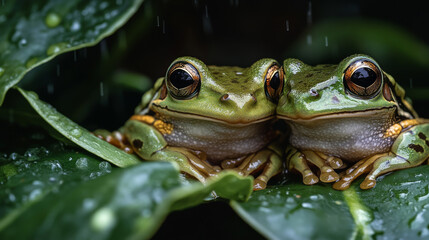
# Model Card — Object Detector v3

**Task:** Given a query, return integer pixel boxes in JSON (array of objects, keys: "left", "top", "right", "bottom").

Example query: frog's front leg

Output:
[
  {"left": 286, "top": 145, "right": 344, "bottom": 184},
  {"left": 223, "top": 135, "right": 284, "bottom": 190},
  {"left": 123, "top": 119, "right": 220, "bottom": 183},
  {"left": 333, "top": 123, "right": 429, "bottom": 190}
]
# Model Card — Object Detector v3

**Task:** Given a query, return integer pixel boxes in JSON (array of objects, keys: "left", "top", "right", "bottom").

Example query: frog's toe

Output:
[
  {"left": 303, "top": 171, "right": 319, "bottom": 185},
  {"left": 253, "top": 179, "right": 267, "bottom": 191},
  {"left": 326, "top": 156, "right": 344, "bottom": 169},
  {"left": 360, "top": 178, "right": 376, "bottom": 189},
  {"left": 319, "top": 167, "right": 339, "bottom": 183},
  {"left": 332, "top": 179, "right": 352, "bottom": 190}
]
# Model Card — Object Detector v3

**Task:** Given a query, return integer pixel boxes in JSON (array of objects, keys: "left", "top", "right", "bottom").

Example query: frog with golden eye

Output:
[
  {"left": 96, "top": 56, "right": 285, "bottom": 190},
  {"left": 277, "top": 54, "right": 429, "bottom": 190}
]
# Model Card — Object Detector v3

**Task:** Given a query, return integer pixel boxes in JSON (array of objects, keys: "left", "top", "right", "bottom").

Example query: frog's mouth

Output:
[
  {"left": 277, "top": 106, "right": 396, "bottom": 122},
  {"left": 151, "top": 104, "right": 275, "bottom": 126}
]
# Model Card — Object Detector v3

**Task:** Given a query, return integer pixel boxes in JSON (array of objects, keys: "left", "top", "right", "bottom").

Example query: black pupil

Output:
[
  {"left": 170, "top": 69, "right": 194, "bottom": 89},
  {"left": 350, "top": 67, "right": 377, "bottom": 88},
  {"left": 270, "top": 72, "right": 280, "bottom": 90}
]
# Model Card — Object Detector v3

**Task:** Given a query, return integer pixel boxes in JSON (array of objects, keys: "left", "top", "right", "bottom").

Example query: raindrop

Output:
[
  {"left": 45, "top": 12, "right": 61, "bottom": 28},
  {"left": 306, "top": 34, "right": 312, "bottom": 45},
  {"left": 71, "top": 128, "right": 82, "bottom": 138},
  {"left": 56, "top": 64, "right": 60, "bottom": 76},
  {"left": 99, "top": 161, "right": 112, "bottom": 172},
  {"left": 29, "top": 189, "right": 43, "bottom": 200},
  {"left": 409, "top": 78, "right": 413, "bottom": 88},
  {"left": 47, "top": 83, "right": 54, "bottom": 94},
  {"left": 162, "top": 19, "right": 166, "bottom": 34},
  {"left": 205, "top": 5, "right": 209, "bottom": 18},
  {"left": 99, "top": 40, "right": 109, "bottom": 58},
  {"left": 302, "top": 202, "right": 313, "bottom": 208},
  {"left": 25, "top": 57, "right": 38, "bottom": 68},
  {"left": 74, "top": 50, "right": 77, "bottom": 62},
  {"left": 91, "top": 207, "right": 115, "bottom": 231},
  {"left": 26, "top": 91, "right": 39, "bottom": 99},
  {"left": 156, "top": 16, "right": 160, "bottom": 27},
  {"left": 9, "top": 193, "right": 16, "bottom": 202},
  {"left": 306, "top": 1, "right": 312, "bottom": 25},
  {"left": 18, "top": 38, "right": 27, "bottom": 48},
  {"left": 118, "top": 31, "right": 127, "bottom": 50},
  {"left": 47, "top": 42, "right": 69, "bottom": 56},
  {"left": 325, "top": 36, "right": 329, "bottom": 47},
  {"left": 76, "top": 157, "right": 89, "bottom": 170},
  {"left": 100, "top": 82, "right": 104, "bottom": 97},
  {"left": 70, "top": 20, "right": 81, "bottom": 31},
  {"left": 285, "top": 20, "right": 290, "bottom": 31},
  {"left": 0, "top": 67, "right": 5, "bottom": 77}
]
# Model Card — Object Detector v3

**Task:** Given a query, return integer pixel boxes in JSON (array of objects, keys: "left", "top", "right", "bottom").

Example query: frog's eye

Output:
[
  {"left": 265, "top": 64, "right": 284, "bottom": 102},
  {"left": 343, "top": 59, "right": 382, "bottom": 98},
  {"left": 166, "top": 61, "right": 201, "bottom": 99}
]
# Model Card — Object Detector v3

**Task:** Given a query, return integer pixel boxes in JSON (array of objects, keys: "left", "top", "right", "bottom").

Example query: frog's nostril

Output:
[
  {"left": 220, "top": 94, "right": 229, "bottom": 102},
  {"left": 309, "top": 88, "right": 319, "bottom": 97},
  {"left": 250, "top": 93, "right": 257, "bottom": 103}
]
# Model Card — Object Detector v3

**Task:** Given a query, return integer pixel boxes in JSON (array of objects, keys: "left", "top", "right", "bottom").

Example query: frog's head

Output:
[
  {"left": 151, "top": 56, "right": 283, "bottom": 125},
  {"left": 277, "top": 54, "right": 415, "bottom": 120}
]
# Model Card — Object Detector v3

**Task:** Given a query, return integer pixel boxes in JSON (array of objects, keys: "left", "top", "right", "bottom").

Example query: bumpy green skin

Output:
[
  {"left": 119, "top": 57, "right": 284, "bottom": 188},
  {"left": 277, "top": 54, "right": 428, "bottom": 189}
]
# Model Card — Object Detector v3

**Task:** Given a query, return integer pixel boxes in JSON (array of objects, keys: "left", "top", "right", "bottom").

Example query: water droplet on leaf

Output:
[
  {"left": 45, "top": 12, "right": 61, "bottom": 28},
  {"left": 76, "top": 157, "right": 89, "bottom": 170},
  {"left": 47, "top": 42, "right": 69, "bottom": 56}
]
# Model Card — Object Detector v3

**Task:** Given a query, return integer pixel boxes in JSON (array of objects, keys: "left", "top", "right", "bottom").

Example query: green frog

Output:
[
  {"left": 277, "top": 54, "right": 429, "bottom": 190},
  {"left": 96, "top": 56, "right": 285, "bottom": 190}
]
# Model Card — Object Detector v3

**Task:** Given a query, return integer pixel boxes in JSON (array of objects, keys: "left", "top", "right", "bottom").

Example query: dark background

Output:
[{"left": 15, "top": 1, "right": 429, "bottom": 238}]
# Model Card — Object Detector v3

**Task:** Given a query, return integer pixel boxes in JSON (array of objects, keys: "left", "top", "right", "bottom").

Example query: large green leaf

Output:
[
  {"left": 14, "top": 87, "right": 141, "bottom": 167},
  {"left": 0, "top": 0, "right": 144, "bottom": 105},
  {"left": 0, "top": 140, "right": 253, "bottom": 240},
  {"left": 231, "top": 166, "right": 429, "bottom": 240}
]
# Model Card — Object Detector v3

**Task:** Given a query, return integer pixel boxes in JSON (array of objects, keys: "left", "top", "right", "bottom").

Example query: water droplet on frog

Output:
[
  {"left": 76, "top": 157, "right": 89, "bottom": 170},
  {"left": 9, "top": 152, "right": 18, "bottom": 161},
  {"left": 71, "top": 128, "right": 82, "bottom": 138},
  {"left": 45, "top": 13, "right": 61, "bottom": 28},
  {"left": 46, "top": 42, "right": 69, "bottom": 56}
]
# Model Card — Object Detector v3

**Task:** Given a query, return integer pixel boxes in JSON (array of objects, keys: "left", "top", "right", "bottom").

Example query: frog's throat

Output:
[
  {"left": 151, "top": 103, "right": 275, "bottom": 126},
  {"left": 277, "top": 106, "right": 397, "bottom": 121}
]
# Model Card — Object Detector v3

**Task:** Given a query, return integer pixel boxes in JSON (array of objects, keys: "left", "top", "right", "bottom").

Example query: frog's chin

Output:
[
  {"left": 151, "top": 104, "right": 275, "bottom": 126},
  {"left": 277, "top": 106, "right": 396, "bottom": 122}
]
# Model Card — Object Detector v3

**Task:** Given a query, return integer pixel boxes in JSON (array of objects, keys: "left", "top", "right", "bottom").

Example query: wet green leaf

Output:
[
  {"left": 231, "top": 166, "right": 429, "bottom": 240},
  {"left": 0, "top": 145, "right": 252, "bottom": 240},
  {"left": 0, "top": 0, "right": 144, "bottom": 105},
  {"left": 15, "top": 87, "right": 141, "bottom": 167}
]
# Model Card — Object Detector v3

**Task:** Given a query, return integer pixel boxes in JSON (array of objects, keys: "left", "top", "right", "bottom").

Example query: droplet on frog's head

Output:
[{"left": 45, "top": 12, "right": 61, "bottom": 28}]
